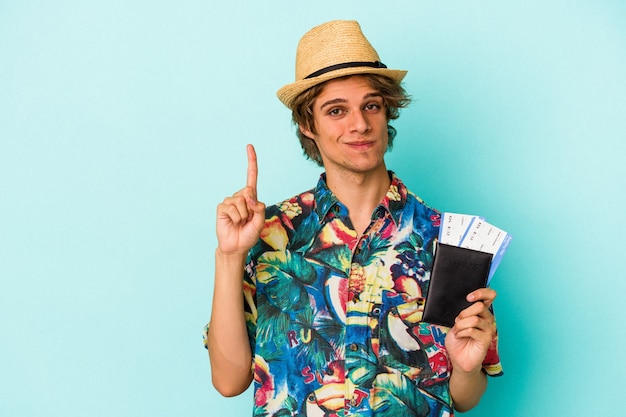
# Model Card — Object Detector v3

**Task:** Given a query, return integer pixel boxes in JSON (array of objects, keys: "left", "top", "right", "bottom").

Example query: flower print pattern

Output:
[{"left": 279, "top": 199, "right": 303, "bottom": 219}]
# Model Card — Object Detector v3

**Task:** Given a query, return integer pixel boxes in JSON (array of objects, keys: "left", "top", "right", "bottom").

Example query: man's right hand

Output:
[
  {"left": 215, "top": 144, "right": 266, "bottom": 255},
  {"left": 209, "top": 145, "right": 260, "bottom": 396}
]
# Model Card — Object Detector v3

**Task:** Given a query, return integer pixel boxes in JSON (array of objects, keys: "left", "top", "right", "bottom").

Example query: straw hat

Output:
[{"left": 276, "top": 20, "right": 407, "bottom": 109}]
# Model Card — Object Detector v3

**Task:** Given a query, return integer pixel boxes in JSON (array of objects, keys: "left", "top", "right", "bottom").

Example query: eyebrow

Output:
[{"left": 318, "top": 92, "right": 382, "bottom": 111}]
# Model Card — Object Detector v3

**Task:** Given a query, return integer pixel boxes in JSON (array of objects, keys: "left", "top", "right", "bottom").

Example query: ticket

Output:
[
  {"left": 460, "top": 218, "right": 512, "bottom": 283},
  {"left": 439, "top": 212, "right": 512, "bottom": 284},
  {"left": 438, "top": 212, "right": 482, "bottom": 246}
]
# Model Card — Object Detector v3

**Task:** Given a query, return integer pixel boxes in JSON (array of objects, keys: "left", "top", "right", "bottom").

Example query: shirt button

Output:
[{"left": 349, "top": 343, "right": 358, "bottom": 352}]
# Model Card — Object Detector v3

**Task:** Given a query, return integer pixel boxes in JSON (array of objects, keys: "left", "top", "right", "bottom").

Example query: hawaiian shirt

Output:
[{"left": 219, "top": 172, "right": 501, "bottom": 417}]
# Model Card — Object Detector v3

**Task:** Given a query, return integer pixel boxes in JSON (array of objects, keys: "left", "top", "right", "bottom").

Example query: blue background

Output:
[{"left": 1, "top": 1, "right": 625, "bottom": 416}]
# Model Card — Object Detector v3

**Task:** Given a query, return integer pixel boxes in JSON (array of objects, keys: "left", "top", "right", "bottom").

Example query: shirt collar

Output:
[{"left": 314, "top": 171, "right": 408, "bottom": 226}]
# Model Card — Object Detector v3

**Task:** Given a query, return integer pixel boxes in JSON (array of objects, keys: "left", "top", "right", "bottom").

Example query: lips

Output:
[{"left": 345, "top": 140, "right": 376, "bottom": 150}]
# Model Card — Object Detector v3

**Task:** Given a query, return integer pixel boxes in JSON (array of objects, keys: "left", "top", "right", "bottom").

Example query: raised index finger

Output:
[{"left": 246, "top": 144, "right": 258, "bottom": 192}]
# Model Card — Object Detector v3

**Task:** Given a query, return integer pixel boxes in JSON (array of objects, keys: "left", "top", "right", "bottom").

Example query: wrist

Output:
[
  {"left": 449, "top": 355, "right": 484, "bottom": 377},
  {"left": 213, "top": 248, "right": 248, "bottom": 293},
  {"left": 215, "top": 247, "right": 248, "bottom": 261},
  {"left": 451, "top": 365, "right": 483, "bottom": 379}
]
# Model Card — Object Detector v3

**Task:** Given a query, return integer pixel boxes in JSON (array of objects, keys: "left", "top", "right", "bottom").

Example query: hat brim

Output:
[{"left": 277, "top": 67, "right": 407, "bottom": 109}]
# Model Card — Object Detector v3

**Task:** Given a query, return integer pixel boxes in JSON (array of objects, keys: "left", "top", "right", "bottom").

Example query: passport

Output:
[{"left": 422, "top": 243, "right": 493, "bottom": 327}]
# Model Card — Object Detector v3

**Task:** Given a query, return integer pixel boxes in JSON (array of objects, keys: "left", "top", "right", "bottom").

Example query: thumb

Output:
[
  {"left": 245, "top": 196, "right": 265, "bottom": 222},
  {"left": 251, "top": 199, "right": 266, "bottom": 215}
]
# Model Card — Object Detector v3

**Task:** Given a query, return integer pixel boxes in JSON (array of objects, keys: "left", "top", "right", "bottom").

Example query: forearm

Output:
[
  {"left": 449, "top": 367, "right": 487, "bottom": 412},
  {"left": 206, "top": 249, "right": 253, "bottom": 396}
]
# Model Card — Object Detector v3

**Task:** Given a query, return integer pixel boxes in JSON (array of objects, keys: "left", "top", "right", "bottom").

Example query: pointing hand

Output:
[{"left": 216, "top": 144, "right": 266, "bottom": 255}]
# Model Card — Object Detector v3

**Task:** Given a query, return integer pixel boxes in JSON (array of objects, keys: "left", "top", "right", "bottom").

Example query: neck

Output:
[{"left": 325, "top": 165, "right": 391, "bottom": 235}]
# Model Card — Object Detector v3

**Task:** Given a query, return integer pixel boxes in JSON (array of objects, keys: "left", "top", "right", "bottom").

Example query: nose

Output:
[{"left": 348, "top": 109, "right": 371, "bottom": 134}]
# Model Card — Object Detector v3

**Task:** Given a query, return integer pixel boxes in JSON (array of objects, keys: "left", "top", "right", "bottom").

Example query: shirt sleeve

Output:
[
  {"left": 243, "top": 256, "right": 258, "bottom": 353},
  {"left": 482, "top": 320, "right": 503, "bottom": 377},
  {"left": 202, "top": 322, "right": 210, "bottom": 350}
]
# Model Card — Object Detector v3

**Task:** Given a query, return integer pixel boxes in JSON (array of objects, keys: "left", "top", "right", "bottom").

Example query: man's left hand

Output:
[{"left": 445, "top": 288, "right": 497, "bottom": 374}]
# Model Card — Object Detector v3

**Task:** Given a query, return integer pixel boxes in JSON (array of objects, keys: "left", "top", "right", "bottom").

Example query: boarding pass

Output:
[{"left": 438, "top": 212, "right": 512, "bottom": 284}]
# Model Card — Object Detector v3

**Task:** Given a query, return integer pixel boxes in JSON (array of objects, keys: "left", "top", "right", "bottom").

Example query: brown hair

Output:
[{"left": 291, "top": 74, "right": 411, "bottom": 166}]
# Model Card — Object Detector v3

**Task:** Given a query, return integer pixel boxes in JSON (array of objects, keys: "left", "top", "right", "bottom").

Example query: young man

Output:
[{"left": 205, "top": 20, "right": 502, "bottom": 416}]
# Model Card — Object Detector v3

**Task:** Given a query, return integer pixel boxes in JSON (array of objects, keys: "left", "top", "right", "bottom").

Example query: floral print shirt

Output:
[{"left": 213, "top": 172, "right": 502, "bottom": 417}]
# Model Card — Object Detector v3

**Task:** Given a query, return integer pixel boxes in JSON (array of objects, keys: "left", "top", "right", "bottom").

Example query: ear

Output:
[{"left": 299, "top": 124, "right": 316, "bottom": 140}]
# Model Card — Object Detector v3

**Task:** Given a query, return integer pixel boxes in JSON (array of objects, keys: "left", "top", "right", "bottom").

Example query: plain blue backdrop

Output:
[{"left": 1, "top": 1, "right": 625, "bottom": 416}]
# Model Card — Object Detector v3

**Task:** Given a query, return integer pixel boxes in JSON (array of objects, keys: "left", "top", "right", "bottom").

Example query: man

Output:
[{"left": 205, "top": 20, "right": 502, "bottom": 416}]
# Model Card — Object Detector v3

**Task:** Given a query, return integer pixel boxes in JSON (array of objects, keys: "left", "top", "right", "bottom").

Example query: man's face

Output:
[{"left": 300, "top": 76, "right": 389, "bottom": 177}]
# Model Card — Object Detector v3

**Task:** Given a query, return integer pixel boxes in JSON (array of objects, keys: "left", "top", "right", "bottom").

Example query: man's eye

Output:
[
  {"left": 328, "top": 108, "right": 343, "bottom": 116},
  {"left": 365, "top": 103, "right": 381, "bottom": 111}
]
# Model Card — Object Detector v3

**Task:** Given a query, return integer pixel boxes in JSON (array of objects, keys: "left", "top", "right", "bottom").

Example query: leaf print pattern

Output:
[{"left": 234, "top": 172, "right": 502, "bottom": 417}]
